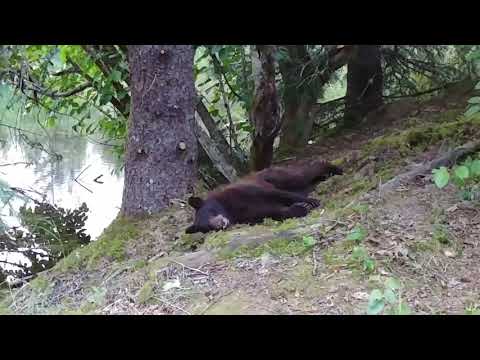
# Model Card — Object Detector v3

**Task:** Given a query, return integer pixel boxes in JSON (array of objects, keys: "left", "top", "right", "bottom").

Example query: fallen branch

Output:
[
  {"left": 0, "top": 259, "right": 29, "bottom": 270},
  {"left": 195, "top": 114, "right": 238, "bottom": 183},
  {"left": 154, "top": 296, "right": 191, "bottom": 315},
  {"left": 380, "top": 139, "right": 480, "bottom": 194},
  {"left": 170, "top": 260, "right": 209, "bottom": 276}
]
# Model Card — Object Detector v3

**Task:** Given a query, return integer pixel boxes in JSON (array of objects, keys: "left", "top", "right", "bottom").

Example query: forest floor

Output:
[{"left": 2, "top": 79, "right": 480, "bottom": 315}]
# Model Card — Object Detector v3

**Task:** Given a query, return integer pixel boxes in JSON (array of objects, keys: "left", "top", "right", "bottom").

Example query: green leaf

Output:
[
  {"left": 465, "top": 104, "right": 480, "bottom": 118},
  {"left": 470, "top": 160, "right": 480, "bottom": 176},
  {"left": 302, "top": 236, "right": 316, "bottom": 247},
  {"left": 383, "top": 288, "right": 397, "bottom": 304},
  {"left": 367, "top": 290, "right": 385, "bottom": 315},
  {"left": 346, "top": 226, "right": 367, "bottom": 243},
  {"left": 99, "top": 93, "right": 113, "bottom": 106},
  {"left": 385, "top": 277, "right": 402, "bottom": 290},
  {"left": 467, "top": 97, "right": 480, "bottom": 104},
  {"left": 110, "top": 70, "right": 122, "bottom": 82},
  {"left": 432, "top": 167, "right": 450, "bottom": 189},
  {"left": 395, "top": 302, "right": 411, "bottom": 315},
  {"left": 363, "top": 258, "right": 376, "bottom": 273},
  {"left": 454, "top": 165, "right": 470, "bottom": 180},
  {"left": 59, "top": 46, "right": 70, "bottom": 63},
  {"left": 351, "top": 246, "right": 367, "bottom": 260},
  {"left": 47, "top": 117, "right": 56, "bottom": 128},
  {"left": 475, "top": 81, "right": 480, "bottom": 90}
]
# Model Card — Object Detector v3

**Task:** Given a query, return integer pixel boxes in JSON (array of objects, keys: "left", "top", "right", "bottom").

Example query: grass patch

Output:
[
  {"left": 137, "top": 281, "right": 155, "bottom": 305},
  {"left": 231, "top": 236, "right": 317, "bottom": 259},
  {"left": 57, "top": 217, "right": 140, "bottom": 272}
]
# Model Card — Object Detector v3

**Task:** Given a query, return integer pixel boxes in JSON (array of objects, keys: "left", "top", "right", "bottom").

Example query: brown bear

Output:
[{"left": 185, "top": 159, "right": 343, "bottom": 234}]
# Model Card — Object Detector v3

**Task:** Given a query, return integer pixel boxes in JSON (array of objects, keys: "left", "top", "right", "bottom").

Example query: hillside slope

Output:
[{"left": 2, "top": 80, "right": 480, "bottom": 315}]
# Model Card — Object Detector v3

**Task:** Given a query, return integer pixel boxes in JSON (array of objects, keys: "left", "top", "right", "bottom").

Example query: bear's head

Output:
[{"left": 185, "top": 196, "right": 231, "bottom": 234}]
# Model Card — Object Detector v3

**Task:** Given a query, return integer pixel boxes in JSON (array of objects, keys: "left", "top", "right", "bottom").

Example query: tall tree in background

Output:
[
  {"left": 121, "top": 45, "right": 197, "bottom": 217},
  {"left": 277, "top": 45, "right": 354, "bottom": 153},
  {"left": 344, "top": 45, "right": 384, "bottom": 127},
  {"left": 278, "top": 45, "right": 319, "bottom": 154},
  {"left": 249, "top": 45, "right": 281, "bottom": 171}
]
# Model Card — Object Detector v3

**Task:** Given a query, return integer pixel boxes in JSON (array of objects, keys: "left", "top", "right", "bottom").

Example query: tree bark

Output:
[
  {"left": 249, "top": 45, "right": 281, "bottom": 171},
  {"left": 278, "top": 45, "right": 318, "bottom": 154},
  {"left": 121, "top": 45, "right": 197, "bottom": 217},
  {"left": 344, "top": 45, "right": 384, "bottom": 127},
  {"left": 196, "top": 98, "right": 248, "bottom": 174},
  {"left": 195, "top": 112, "right": 238, "bottom": 183}
]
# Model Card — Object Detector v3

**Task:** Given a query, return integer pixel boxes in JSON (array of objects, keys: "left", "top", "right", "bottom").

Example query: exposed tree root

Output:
[{"left": 380, "top": 139, "right": 480, "bottom": 194}]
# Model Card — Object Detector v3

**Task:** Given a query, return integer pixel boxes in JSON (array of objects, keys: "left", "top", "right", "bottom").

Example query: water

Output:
[{"left": 0, "top": 88, "right": 124, "bottom": 241}]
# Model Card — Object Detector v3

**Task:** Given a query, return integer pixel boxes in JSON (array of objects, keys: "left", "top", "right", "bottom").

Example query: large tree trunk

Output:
[
  {"left": 121, "top": 45, "right": 197, "bottom": 217},
  {"left": 344, "top": 45, "right": 384, "bottom": 127},
  {"left": 249, "top": 45, "right": 281, "bottom": 171}
]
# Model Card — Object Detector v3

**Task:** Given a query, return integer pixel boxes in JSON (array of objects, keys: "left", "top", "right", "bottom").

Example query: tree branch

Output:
[
  {"left": 0, "top": 259, "right": 29, "bottom": 270},
  {"left": 210, "top": 53, "right": 242, "bottom": 101},
  {"left": 25, "top": 80, "right": 92, "bottom": 98}
]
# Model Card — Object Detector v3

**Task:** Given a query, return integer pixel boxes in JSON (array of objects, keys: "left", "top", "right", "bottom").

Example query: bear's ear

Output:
[{"left": 188, "top": 196, "right": 204, "bottom": 209}]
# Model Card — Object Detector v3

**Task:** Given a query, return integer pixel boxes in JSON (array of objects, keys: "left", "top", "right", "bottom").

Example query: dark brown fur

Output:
[{"left": 186, "top": 159, "right": 343, "bottom": 234}]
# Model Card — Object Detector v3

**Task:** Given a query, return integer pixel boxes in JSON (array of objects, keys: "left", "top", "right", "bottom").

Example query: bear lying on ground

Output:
[{"left": 185, "top": 159, "right": 343, "bottom": 234}]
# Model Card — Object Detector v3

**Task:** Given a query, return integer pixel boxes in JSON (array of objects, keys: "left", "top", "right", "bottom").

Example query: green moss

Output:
[
  {"left": 351, "top": 203, "right": 370, "bottom": 215},
  {"left": 323, "top": 247, "right": 344, "bottom": 267},
  {"left": 132, "top": 259, "right": 148, "bottom": 270},
  {"left": 176, "top": 233, "right": 205, "bottom": 251},
  {"left": 274, "top": 218, "right": 302, "bottom": 232},
  {"left": 231, "top": 236, "right": 314, "bottom": 259},
  {"left": 432, "top": 224, "right": 451, "bottom": 245},
  {"left": 204, "top": 231, "right": 231, "bottom": 250},
  {"left": 137, "top": 281, "right": 155, "bottom": 305},
  {"left": 30, "top": 276, "right": 50, "bottom": 292},
  {"left": 465, "top": 304, "right": 480, "bottom": 315},
  {"left": 0, "top": 298, "right": 12, "bottom": 315},
  {"left": 78, "top": 302, "right": 98, "bottom": 314},
  {"left": 57, "top": 217, "right": 140, "bottom": 272}
]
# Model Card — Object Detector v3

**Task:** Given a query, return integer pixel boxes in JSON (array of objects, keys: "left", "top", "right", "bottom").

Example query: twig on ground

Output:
[
  {"left": 154, "top": 296, "right": 191, "bottom": 315},
  {"left": 170, "top": 260, "right": 209, "bottom": 276}
]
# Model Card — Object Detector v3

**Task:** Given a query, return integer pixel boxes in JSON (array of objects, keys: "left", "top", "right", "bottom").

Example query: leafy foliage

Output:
[
  {"left": 0, "top": 199, "right": 91, "bottom": 282},
  {"left": 0, "top": 44, "right": 476, "bottom": 163},
  {"left": 432, "top": 156, "right": 480, "bottom": 200},
  {"left": 0, "top": 45, "right": 127, "bottom": 159},
  {"left": 432, "top": 166, "right": 450, "bottom": 189},
  {"left": 367, "top": 277, "right": 411, "bottom": 315},
  {"left": 346, "top": 225, "right": 367, "bottom": 243},
  {"left": 349, "top": 245, "right": 376, "bottom": 273}
]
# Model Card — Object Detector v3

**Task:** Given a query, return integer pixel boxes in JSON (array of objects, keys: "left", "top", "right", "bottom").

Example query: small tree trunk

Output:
[
  {"left": 278, "top": 45, "right": 356, "bottom": 154},
  {"left": 249, "top": 45, "right": 281, "bottom": 171},
  {"left": 121, "top": 45, "right": 197, "bottom": 217},
  {"left": 278, "top": 45, "right": 318, "bottom": 155},
  {"left": 344, "top": 45, "right": 384, "bottom": 127}
]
